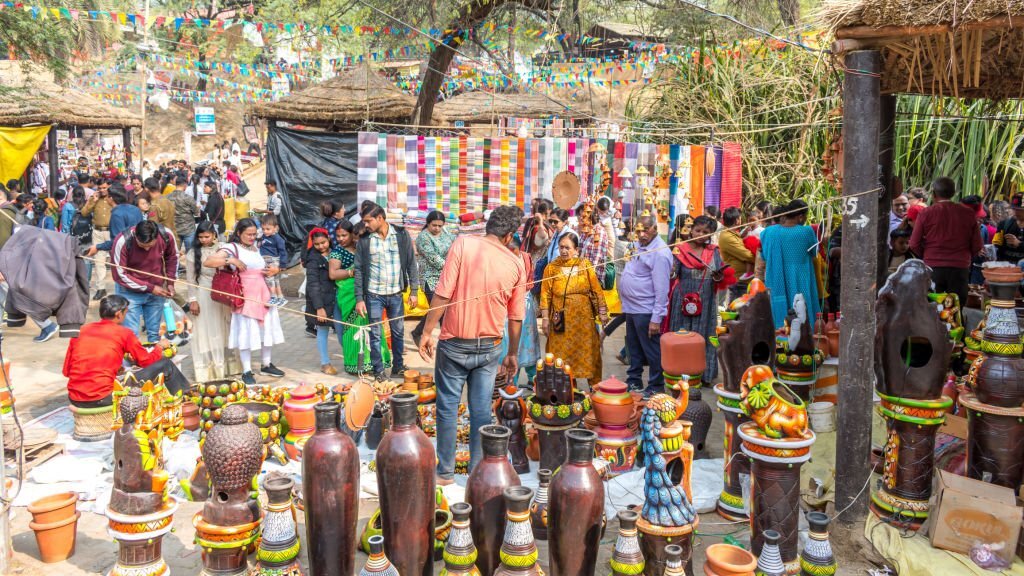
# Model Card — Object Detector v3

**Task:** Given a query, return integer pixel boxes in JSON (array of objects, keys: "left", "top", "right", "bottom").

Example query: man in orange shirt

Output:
[{"left": 419, "top": 205, "right": 526, "bottom": 484}]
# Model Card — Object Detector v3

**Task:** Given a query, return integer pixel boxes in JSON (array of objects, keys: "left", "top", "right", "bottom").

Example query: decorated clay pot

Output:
[
  {"left": 661, "top": 330, "right": 707, "bottom": 377},
  {"left": 440, "top": 502, "right": 481, "bottom": 575},
  {"left": 361, "top": 535, "right": 400, "bottom": 576},
  {"left": 595, "top": 424, "right": 638, "bottom": 476},
  {"left": 530, "top": 469, "right": 552, "bottom": 540},
  {"left": 493, "top": 487, "right": 542, "bottom": 576},
  {"left": 591, "top": 376, "right": 639, "bottom": 427},
  {"left": 610, "top": 509, "right": 644, "bottom": 576},
  {"left": 284, "top": 382, "right": 319, "bottom": 434},
  {"left": 982, "top": 264, "right": 1024, "bottom": 284},
  {"left": 703, "top": 543, "right": 756, "bottom": 576}
]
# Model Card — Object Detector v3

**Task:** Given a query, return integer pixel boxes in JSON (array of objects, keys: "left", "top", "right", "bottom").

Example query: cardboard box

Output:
[
  {"left": 939, "top": 413, "right": 967, "bottom": 439},
  {"left": 928, "top": 470, "right": 1023, "bottom": 563}
]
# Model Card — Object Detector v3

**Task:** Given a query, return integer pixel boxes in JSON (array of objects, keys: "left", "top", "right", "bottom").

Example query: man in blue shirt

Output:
[{"left": 88, "top": 185, "right": 143, "bottom": 255}]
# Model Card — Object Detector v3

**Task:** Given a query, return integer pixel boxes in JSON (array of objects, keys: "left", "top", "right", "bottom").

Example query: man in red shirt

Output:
[
  {"left": 418, "top": 205, "right": 527, "bottom": 485},
  {"left": 62, "top": 295, "right": 183, "bottom": 407},
  {"left": 909, "top": 177, "right": 983, "bottom": 307}
]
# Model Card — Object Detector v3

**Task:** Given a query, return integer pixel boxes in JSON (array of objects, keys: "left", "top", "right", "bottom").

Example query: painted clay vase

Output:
[
  {"left": 529, "top": 469, "right": 552, "bottom": 540},
  {"left": 968, "top": 282, "right": 1024, "bottom": 407},
  {"left": 661, "top": 329, "right": 707, "bottom": 377},
  {"left": 303, "top": 402, "right": 360, "bottom": 576},
  {"left": 755, "top": 530, "right": 786, "bottom": 576},
  {"left": 591, "top": 376, "right": 638, "bottom": 427},
  {"left": 255, "top": 475, "right": 303, "bottom": 575},
  {"left": 360, "top": 535, "right": 400, "bottom": 576},
  {"left": 493, "top": 486, "right": 543, "bottom": 576},
  {"left": 704, "top": 543, "right": 756, "bottom": 576},
  {"left": 495, "top": 387, "right": 531, "bottom": 474},
  {"left": 548, "top": 428, "right": 605, "bottom": 576},
  {"left": 663, "top": 544, "right": 686, "bottom": 576},
  {"left": 595, "top": 424, "right": 639, "bottom": 477},
  {"left": 440, "top": 502, "right": 482, "bottom": 576},
  {"left": 799, "top": 512, "right": 837, "bottom": 576},
  {"left": 283, "top": 382, "right": 320, "bottom": 460},
  {"left": 610, "top": 509, "right": 644, "bottom": 576},
  {"left": 961, "top": 391, "right": 1024, "bottom": 489},
  {"left": 194, "top": 404, "right": 263, "bottom": 575},
  {"left": 376, "top": 392, "right": 436, "bottom": 576},
  {"left": 467, "top": 424, "right": 521, "bottom": 576}
]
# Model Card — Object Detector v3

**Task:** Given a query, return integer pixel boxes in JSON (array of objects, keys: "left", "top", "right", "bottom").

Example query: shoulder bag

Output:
[
  {"left": 211, "top": 243, "right": 245, "bottom": 311},
  {"left": 550, "top": 262, "right": 577, "bottom": 333}
]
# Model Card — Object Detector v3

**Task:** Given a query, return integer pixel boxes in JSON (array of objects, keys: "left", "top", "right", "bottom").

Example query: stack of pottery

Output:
[
  {"left": 737, "top": 366, "right": 815, "bottom": 576},
  {"left": 238, "top": 401, "right": 287, "bottom": 465},
  {"left": 28, "top": 492, "right": 80, "bottom": 563},
  {"left": 197, "top": 378, "right": 248, "bottom": 439},
  {"left": 962, "top": 263, "right": 1024, "bottom": 489},
  {"left": 106, "top": 387, "right": 177, "bottom": 576},
  {"left": 193, "top": 405, "right": 264, "bottom": 575},
  {"left": 712, "top": 279, "right": 774, "bottom": 522},
  {"left": 402, "top": 370, "right": 421, "bottom": 394},
  {"left": 661, "top": 329, "right": 713, "bottom": 457},
  {"left": 494, "top": 386, "right": 530, "bottom": 474},
  {"left": 590, "top": 376, "right": 640, "bottom": 477},
  {"left": 636, "top": 394, "right": 698, "bottom": 575},
  {"left": 774, "top": 295, "right": 825, "bottom": 402},
  {"left": 870, "top": 260, "right": 955, "bottom": 528},
  {"left": 525, "top": 354, "right": 591, "bottom": 471},
  {"left": 254, "top": 475, "right": 303, "bottom": 576},
  {"left": 283, "top": 383, "right": 321, "bottom": 460}
]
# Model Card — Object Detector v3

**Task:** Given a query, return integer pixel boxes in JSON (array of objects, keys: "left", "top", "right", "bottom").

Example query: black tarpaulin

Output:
[{"left": 265, "top": 125, "right": 358, "bottom": 257}]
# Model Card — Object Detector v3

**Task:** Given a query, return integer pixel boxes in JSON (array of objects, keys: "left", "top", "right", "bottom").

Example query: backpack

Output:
[
  {"left": 236, "top": 180, "right": 250, "bottom": 197},
  {"left": 70, "top": 209, "right": 93, "bottom": 246}
]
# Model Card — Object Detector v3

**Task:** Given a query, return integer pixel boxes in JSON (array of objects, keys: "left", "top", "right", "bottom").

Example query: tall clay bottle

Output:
[
  {"left": 377, "top": 392, "right": 436, "bottom": 576},
  {"left": 467, "top": 424, "right": 522, "bottom": 576},
  {"left": 529, "top": 469, "right": 552, "bottom": 540},
  {"left": 494, "top": 486, "right": 543, "bottom": 576},
  {"left": 303, "top": 402, "right": 360, "bottom": 576},
  {"left": 548, "top": 428, "right": 606, "bottom": 576}
]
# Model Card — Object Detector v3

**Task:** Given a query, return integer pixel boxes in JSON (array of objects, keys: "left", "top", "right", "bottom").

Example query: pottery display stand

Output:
[
  {"left": 960, "top": 391, "right": 1024, "bottom": 488},
  {"left": 738, "top": 421, "right": 814, "bottom": 576},
  {"left": 106, "top": 501, "right": 178, "bottom": 576},
  {"left": 525, "top": 356, "right": 589, "bottom": 472},
  {"left": 712, "top": 384, "right": 750, "bottom": 521},
  {"left": 870, "top": 393, "right": 952, "bottom": 528},
  {"left": 773, "top": 366, "right": 817, "bottom": 404},
  {"left": 775, "top": 293, "right": 824, "bottom": 404}
]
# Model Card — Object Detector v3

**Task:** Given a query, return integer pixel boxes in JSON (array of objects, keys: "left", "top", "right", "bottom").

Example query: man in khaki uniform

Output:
[
  {"left": 145, "top": 178, "right": 176, "bottom": 243},
  {"left": 82, "top": 182, "right": 115, "bottom": 300}
]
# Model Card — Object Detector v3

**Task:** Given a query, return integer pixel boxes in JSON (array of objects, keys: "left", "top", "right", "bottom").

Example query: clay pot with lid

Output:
[
  {"left": 283, "top": 383, "right": 320, "bottom": 434},
  {"left": 466, "top": 424, "right": 521, "bottom": 576},
  {"left": 661, "top": 330, "right": 707, "bottom": 377},
  {"left": 591, "top": 376, "right": 639, "bottom": 427},
  {"left": 704, "top": 543, "right": 757, "bottom": 576}
]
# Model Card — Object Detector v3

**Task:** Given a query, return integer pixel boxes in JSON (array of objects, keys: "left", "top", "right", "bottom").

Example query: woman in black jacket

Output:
[
  {"left": 305, "top": 228, "right": 338, "bottom": 375},
  {"left": 203, "top": 181, "right": 226, "bottom": 235}
]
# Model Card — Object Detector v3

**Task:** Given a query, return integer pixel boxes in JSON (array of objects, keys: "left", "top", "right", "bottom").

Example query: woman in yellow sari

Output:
[{"left": 539, "top": 232, "right": 609, "bottom": 386}]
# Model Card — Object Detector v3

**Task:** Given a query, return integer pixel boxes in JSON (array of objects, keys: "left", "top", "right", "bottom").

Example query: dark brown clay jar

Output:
[
  {"left": 303, "top": 402, "right": 360, "bottom": 576},
  {"left": 466, "top": 424, "right": 522, "bottom": 576},
  {"left": 548, "top": 428, "right": 605, "bottom": 576},
  {"left": 376, "top": 392, "right": 436, "bottom": 576},
  {"left": 530, "top": 469, "right": 552, "bottom": 540}
]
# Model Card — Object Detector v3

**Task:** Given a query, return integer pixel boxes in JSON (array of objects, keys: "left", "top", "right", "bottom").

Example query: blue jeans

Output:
[
  {"left": 624, "top": 313, "right": 664, "bottom": 394},
  {"left": 115, "top": 285, "right": 165, "bottom": 342},
  {"left": 435, "top": 338, "right": 503, "bottom": 479},
  {"left": 367, "top": 293, "right": 405, "bottom": 374},
  {"left": 316, "top": 326, "right": 332, "bottom": 365},
  {"left": 333, "top": 304, "right": 345, "bottom": 348},
  {"left": 180, "top": 233, "right": 195, "bottom": 254}
]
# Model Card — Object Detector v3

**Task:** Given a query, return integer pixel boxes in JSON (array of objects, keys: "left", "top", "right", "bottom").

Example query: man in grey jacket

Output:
[{"left": 354, "top": 202, "right": 419, "bottom": 381}]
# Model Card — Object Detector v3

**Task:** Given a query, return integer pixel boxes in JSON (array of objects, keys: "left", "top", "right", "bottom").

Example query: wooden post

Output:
[
  {"left": 47, "top": 126, "right": 59, "bottom": 196},
  {"left": 121, "top": 127, "right": 133, "bottom": 172},
  {"left": 876, "top": 94, "right": 896, "bottom": 289},
  {"left": 836, "top": 50, "right": 881, "bottom": 522}
]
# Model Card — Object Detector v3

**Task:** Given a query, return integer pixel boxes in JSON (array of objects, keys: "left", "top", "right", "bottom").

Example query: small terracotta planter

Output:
[
  {"left": 982, "top": 265, "right": 1023, "bottom": 284},
  {"left": 704, "top": 543, "right": 757, "bottom": 576},
  {"left": 27, "top": 492, "right": 77, "bottom": 525},
  {"left": 182, "top": 401, "right": 200, "bottom": 431},
  {"left": 30, "top": 511, "right": 80, "bottom": 563}
]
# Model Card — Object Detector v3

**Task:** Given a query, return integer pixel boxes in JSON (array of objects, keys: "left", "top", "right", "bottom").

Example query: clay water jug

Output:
[
  {"left": 548, "top": 428, "right": 605, "bottom": 576},
  {"left": 376, "top": 392, "right": 436, "bottom": 576},
  {"left": 660, "top": 330, "right": 707, "bottom": 377},
  {"left": 466, "top": 424, "right": 521, "bottom": 576},
  {"left": 303, "top": 402, "right": 359, "bottom": 576}
]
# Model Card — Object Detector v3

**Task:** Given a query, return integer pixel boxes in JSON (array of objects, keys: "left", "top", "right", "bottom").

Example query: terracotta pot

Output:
[
  {"left": 283, "top": 383, "right": 320, "bottom": 434},
  {"left": 403, "top": 370, "right": 421, "bottom": 393},
  {"left": 418, "top": 387, "right": 437, "bottom": 404},
  {"left": 418, "top": 374, "right": 434, "bottom": 390},
  {"left": 28, "top": 492, "right": 78, "bottom": 525},
  {"left": 591, "top": 376, "right": 638, "bottom": 427},
  {"left": 548, "top": 429, "right": 605, "bottom": 576},
  {"left": 30, "top": 511, "right": 79, "bottom": 563},
  {"left": 467, "top": 425, "right": 521, "bottom": 576},
  {"left": 983, "top": 265, "right": 1024, "bottom": 284},
  {"left": 703, "top": 543, "right": 757, "bottom": 576},
  {"left": 345, "top": 379, "right": 376, "bottom": 431},
  {"left": 660, "top": 330, "right": 707, "bottom": 377},
  {"left": 826, "top": 330, "right": 840, "bottom": 359},
  {"left": 182, "top": 401, "right": 200, "bottom": 431},
  {"left": 813, "top": 334, "right": 830, "bottom": 359}
]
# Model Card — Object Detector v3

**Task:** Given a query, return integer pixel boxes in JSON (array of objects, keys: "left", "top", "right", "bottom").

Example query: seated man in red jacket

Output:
[{"left": 63, "top": 295, "right": 187, "bottom": 407}]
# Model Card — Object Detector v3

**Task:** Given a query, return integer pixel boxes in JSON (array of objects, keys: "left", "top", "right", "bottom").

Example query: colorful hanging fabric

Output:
[
  {"left": 500, "top": 137, "right": 511, "bottom": 207},
  {"left": 515, "top": 138, "right": 526, "bottom": 209},
  {"left": 704, "top": 144, "right": 723, "bottom": 210},
  {"left": 458, "top": 136, "right": 469, "bottom": 214},
  {"left": 376, "top": 133, "right": 388, "bottom": 208},
  {"left": 474, "top": 138, "right": 486, "bottom": 212},
  {"left": 395, "top": 136, "right": 407, "bottom": 209},
  {"left": 417, "top": 136, "right": 427, "bottom": 211},
  {"left": 440, "top": 137, "right": 451, "bottom": 214},
  {"left": 721, "top": 141, "right": 743, "bottom": 210},
  {"left": 689, "top": 145, "right": 705, "bottom": 218},
  {"left": 668, "top": 144, "right": 683, "bottom": 224},
  {"left": 405, "top": 136, "right": 419, "bottom": 210},
  {"left": 386, "top": 135, "right": 399, "bottom": 209},
  {"left": 424, "top": 137, "right": 437, "bottom": 212},
  {"left": 527, "top": 138, "right": 540, "bottom": 208},
  {"left": 357, "top": 132, "right": 378, "bottom": 207}
]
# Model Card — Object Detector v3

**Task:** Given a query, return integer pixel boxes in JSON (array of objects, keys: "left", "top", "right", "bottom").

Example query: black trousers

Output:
[
  {"left": 931, "top": 266, "right": 970, "bottom": 310},
  {"left": 134, "top": 357, "right": 190, "bottom": 396}
]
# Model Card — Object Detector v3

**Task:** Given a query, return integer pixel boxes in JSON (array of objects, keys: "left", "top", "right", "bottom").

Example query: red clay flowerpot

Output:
[
  {"left": 28, "top": 492, "right": 78, "bottom": 525},
  {"left": 703, "top": 543, "right": 757, "bottom": 576},
  {"left": 30, "top": 511, "right": 80, "bottom": 563}
]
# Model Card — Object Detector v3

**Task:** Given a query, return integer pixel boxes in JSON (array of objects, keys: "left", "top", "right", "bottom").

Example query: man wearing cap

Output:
[
  {"left": 910, "top": 177, "right": 982, "bottom": 307},
  {"left": 994, "top": 193, "right": 1024, "bottom": 264}
]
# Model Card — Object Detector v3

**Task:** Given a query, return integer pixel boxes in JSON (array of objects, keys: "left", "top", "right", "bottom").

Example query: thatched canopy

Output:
[
  {"left": 253, "top": 63, "right": 417, "bottom": 125},
  {"left": 0, "top": 79, "right": 141, "bottom": 129},
  {"left": 436, "top": 90, "right": 589, "bottom": 123},
  {"left": 822, "top": 0, "right": 1024, "bottom": 99}
]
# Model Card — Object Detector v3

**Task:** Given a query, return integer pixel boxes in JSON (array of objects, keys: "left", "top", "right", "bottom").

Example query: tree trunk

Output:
[{"left": 776, "top": 0, "right": 800, "bottom": 27}]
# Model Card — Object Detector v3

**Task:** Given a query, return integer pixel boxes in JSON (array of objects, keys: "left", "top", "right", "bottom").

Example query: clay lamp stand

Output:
[
  {"left": 711, "top": 384, "right": 750, "bottom": 521},
  {"left": 591, "top": 376, "right": 640, "bottom": 477},
  {"left": 283, "top": 383, "right": 321, "bottom": 460},
  {"left": 525, "top": 355, "right": 590, "bottom": 472},
  {"left": 960, "top": 391, "right": 1024, "bottom": 489},
  {"left": 106, "top": 499, "right": 178, "bottom": 576},
  {"left": 869, "top": 393, "right": 953, "bottom": 528}
]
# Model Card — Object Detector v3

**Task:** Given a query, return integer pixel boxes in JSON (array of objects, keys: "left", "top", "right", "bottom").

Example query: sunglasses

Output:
[{"left": 548, "top": 219, "right": 562, "bottom": 225}]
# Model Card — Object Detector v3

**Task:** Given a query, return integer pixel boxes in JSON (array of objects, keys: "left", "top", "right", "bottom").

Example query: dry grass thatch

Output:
[
  {"left": 0, "top": 78, "right": 141, "bottom": 128},
  {"left": 252, "top": 63, "right": 416, "bottom": 125},
  {"left": 436, "top": 90, "right": 590, "bottom": 123},
  {"left": 818, "top": 0, "right": 1024, "bottom": 29}
]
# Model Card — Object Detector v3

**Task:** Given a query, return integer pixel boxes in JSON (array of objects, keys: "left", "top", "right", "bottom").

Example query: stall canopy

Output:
[
  {"left": 265, "top": 125, "right": 357, "bottom": 257},
  {"left": 0, "top": 79, "right": 142, "bottom": 128},
  {"left": 253, "top": 63, "right": 418, "bottom": 128},
  {"left": 436, "top": 90, "right": 590, "bottom": 123}
]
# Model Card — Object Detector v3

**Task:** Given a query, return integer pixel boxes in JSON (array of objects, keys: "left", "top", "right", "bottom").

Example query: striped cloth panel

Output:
[
  {"left": 500, "top": 137, "right": 511, "bottom": 206},
  {"left": 622, "top": 142, "right": 638, "bottom": 218},
  {"left": 611, "top": 141, "right": 625, "bottom": 193},
  {"left": 482, "top": 138, "right": 492, "bottom": 210},
  {"left": 489, "top": 138, "right": 502, "bottom": 210},
  {"left": 395, "top": 136, "right": 407, "bottom": 210},
  {"left": 357, "top": 131, "right": 378, "bottom": 206},
  {"left": 668, "top": 144, "right": 683, "bottom": 224},
  {"left": 721, "top": 141, "right": 743, "bottom": 210},
  {"left": 515, "top": 138, "right": 526, "bottom": 209},
  {"left": 405, "top": 136, "right": 419, "bottom": 210},
  {"left": 689, "top": 145, "right": 705, "bottom": 217},
  {"left": 386, "top": 135, "right": 399, "bottom": 209},
  {"left": 540, "top": 138, "right": 554, "bottom": 201},
  {"left": 424, "top": 137, "right": 437, "bottom": 212},
  {"left": 376, "top": 134, "right": 388, "bottom": 207},
  {"left": 417, "top": 136, "right": 427, "bottom": 211},
  {"left": 472, "top": 138, "right": 485, "bottom": 212},
  {"left": 458, "top": 136, "right": 468, "bottom": 214},
  {"left": 704, "top": 144, "right": 723, "bottom": 210}
]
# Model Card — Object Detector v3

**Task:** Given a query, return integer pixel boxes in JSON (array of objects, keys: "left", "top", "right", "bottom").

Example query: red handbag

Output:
[{"left": 211, "top": 244, "right": 244, "bottom": 311}]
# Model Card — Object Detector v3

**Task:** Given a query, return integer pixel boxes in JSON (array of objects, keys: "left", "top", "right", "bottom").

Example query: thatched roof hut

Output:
[
  {"left": 0, "top": 79, "right": 141, "bottom": 128},
  {"left": 821, "top": 0, "right": 1024, "bottom": 99},
  {"left": 436, "top": 90, "right": 590, "bottom": 124},
  {"left": 253, "top": 63, "right": 417, "bottom": 127}
]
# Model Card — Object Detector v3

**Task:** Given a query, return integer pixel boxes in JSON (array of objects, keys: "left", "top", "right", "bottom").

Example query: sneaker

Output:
[
  {"left": 275, "top": 298, "right": 288, "bottom": 307},
  {"left": 321, "top": 364, "right": 338, "bottom": 376},
  {"left": 616, "top": 352, "right": 628, "bottom": 366},
  {"left": 261, "top": 364, "right": 285, "bottom": 378},
  {"left": 241, "top": 371, "right": 257, "bottom": 385},
  {"left": 92, "top": 289, "right": 107, "bottom": 302},
  {"left": 305, "top": 326, "right": 316, "bottom": 338},
  {"left": 374, "top": 372, "right": 388, "bottom": 383},
  {"left": 33, "top": 323, "right": 58, "bottom": 343}
]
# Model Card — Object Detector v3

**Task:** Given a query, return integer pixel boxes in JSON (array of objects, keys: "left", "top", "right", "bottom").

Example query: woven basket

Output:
[{"left": 69, "top": 405, "right": 113, "bottom": 442}]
